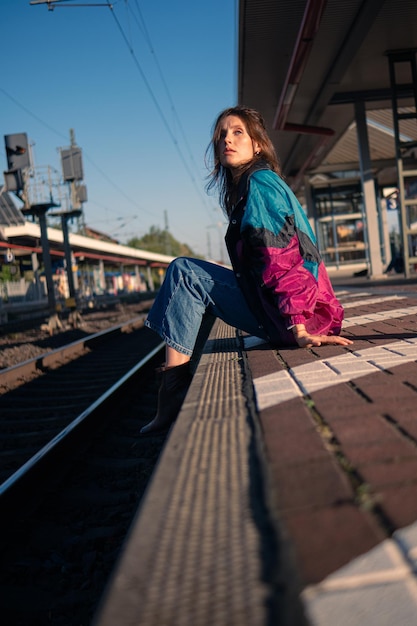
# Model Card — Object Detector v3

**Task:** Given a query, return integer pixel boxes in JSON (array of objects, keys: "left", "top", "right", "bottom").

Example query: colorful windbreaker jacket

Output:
[{"left": 225, "top": 161, "right": 344, "bottom": 347}]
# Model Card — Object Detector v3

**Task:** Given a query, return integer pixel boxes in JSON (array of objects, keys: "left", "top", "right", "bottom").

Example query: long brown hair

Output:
[{"left": 206, "top": 105, "right": 282, "bottom": 214}]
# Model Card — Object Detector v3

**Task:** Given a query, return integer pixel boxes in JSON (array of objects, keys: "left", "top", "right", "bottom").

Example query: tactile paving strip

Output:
[{"left": 94, "top": 319, "right": 281, "bottom": 626}]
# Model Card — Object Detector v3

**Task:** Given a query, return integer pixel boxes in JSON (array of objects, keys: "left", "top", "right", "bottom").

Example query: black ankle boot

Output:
[{"left": 139, "top": 362, "right": 192, "bottom": 435}]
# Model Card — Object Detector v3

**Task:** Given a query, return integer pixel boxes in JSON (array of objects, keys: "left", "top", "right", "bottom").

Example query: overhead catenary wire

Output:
[
  {"left": 11, "top": 0, "right": 221, "bottom": 252},
  {"left": 106, "top": 0, "right": 217, "bottom": 224},
  {"left": 0, "top": 86, "right": 155, "bottom": 220},
  {"left": 29, "top": 0, "right": 112, "bottom": 8},
  {"left": 128, "top": 0, "right": 215, "bottom": 218},
  {"left": 32, "top": 0, "right": 219, "bottom": 239}
]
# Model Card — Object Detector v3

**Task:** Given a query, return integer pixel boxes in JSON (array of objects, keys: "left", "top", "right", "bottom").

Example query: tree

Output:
[{"left": 127, "top": 225, "right": 199, "bottom": 258}]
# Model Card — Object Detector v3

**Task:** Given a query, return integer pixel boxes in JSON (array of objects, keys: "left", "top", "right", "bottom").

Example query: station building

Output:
[
  {"left": 238, "top": 0, "right": 417, "bottom": 279},
  {"left": 2, "top": 0, "right": 417, "bottom": 323},
  {"left": 0, "top": 188, "right": 173, "bottom": 322}
]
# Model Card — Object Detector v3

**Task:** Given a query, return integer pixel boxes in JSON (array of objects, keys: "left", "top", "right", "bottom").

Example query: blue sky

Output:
[{"left": 1, "top": 0, "right": 237, "bottom": 259}]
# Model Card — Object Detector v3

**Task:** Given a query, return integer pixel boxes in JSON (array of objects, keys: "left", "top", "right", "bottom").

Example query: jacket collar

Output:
[{"left": 235, "top": 158, "right": 271, "bottom": 206}]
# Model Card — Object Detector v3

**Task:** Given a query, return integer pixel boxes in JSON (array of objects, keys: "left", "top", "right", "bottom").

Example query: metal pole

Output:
[
  {"left": 61, "top": 214, "right": 76, "bottom": 299},
  {"left": 37, "top": 208, "right": 56, "bottom": 310},
  {"left": 146, "top": 265, "right": 154, "bottom": 291},
  {"left": 354, "top": 99, "right": 384, "bottom": 278}
]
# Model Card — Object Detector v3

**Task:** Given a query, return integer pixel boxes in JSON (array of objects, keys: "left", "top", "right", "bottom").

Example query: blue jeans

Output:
[{"left": 145, "top": 257, "right": 268, "bottom": 356}]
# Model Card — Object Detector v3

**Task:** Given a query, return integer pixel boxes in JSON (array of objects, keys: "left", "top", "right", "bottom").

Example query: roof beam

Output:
[
  {"left": 331, "top": 86, "right": 416, "bottom": 105},
  {"left": 284, "top": 0, "right": 387, "bottom": 174},
  {"left": 273, "top": 0, "right": 327, "bottom": 130},
  {"left": 309, "top": 158, "right": 397, "bottom": 174}
]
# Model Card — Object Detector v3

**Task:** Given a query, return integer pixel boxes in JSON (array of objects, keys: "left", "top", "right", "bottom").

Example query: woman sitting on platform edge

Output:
[{"left": 140, "top": 105, "right": 353, "bottom": 435}]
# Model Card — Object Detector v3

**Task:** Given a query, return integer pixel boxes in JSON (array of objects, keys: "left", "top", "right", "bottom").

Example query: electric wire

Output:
[
  {"left": 7, "top": 0, "right": 222, "bottom": 252},
  {"left": 106, "top": 0, "right": 216, "bottom": 223},
  {"left": 0, "top": 86, "right": 155, "bottom": 221},
  {"left": 129, "top": 0, "right": 216, "bottom": 219}
]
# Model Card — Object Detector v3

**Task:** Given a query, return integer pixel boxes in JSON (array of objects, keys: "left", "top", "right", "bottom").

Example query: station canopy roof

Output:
[
  {"left": 0, "top": 192, "right": 173, "bottom": 267},
  {"left": 0, "top": 190, "right": 25, "bottom": 227},
  {"left": 238, "top": 0, "right": 417, "bottom": 191}
]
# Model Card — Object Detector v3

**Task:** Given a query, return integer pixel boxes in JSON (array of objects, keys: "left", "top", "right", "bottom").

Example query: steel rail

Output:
[
  {"left": 0, "top": 314, "right": 147, "bottom": 388},
  {"left": 0, "top": 339, "right": 164, "bottom": 535}
]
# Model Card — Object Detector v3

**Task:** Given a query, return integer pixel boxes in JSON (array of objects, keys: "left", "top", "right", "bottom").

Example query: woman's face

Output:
[{"left": 217, "top": 115, "right": 260, "bottom": 173}]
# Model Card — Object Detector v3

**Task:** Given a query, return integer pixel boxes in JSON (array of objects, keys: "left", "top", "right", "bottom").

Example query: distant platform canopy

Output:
[
  {"left": 0, "top": 191, "right": 26, "bottom": 227},
  {"left": 0, "top": 190, "right": 173, "bottom": 268}
]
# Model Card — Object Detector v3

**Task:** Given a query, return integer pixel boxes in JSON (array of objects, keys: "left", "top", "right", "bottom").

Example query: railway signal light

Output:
[{"left": 4, "top": 133, "right": 30, "bottom": 171}]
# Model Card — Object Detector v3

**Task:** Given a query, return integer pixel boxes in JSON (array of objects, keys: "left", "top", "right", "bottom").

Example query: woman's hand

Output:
[{"left": 292, "top": 324, "right": 353, "bottom": 349}]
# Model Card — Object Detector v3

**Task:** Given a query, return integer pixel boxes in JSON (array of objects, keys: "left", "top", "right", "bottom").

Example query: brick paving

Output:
[
  {"left": 95, "top": 276, "right": 417, "bottom": 626},
  {"left": 244, "top": 277, "right": 417, "bottom": 625}
]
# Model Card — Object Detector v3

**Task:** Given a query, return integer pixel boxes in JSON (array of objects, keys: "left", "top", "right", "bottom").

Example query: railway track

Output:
[{"left": 0, "top": 319, "right": 170, "bottom": 625}]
